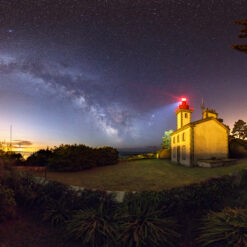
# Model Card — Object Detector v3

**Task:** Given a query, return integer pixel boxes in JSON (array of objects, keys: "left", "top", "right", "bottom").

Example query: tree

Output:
[
  {"left": 26, "top": 148, "right": 53, "bottom": 167},
  {"left": 232, "top": 120, "right": 247, "bottom": 139},
  {"left": 162, "top": 129, "right": 174, "bottom": 148},
  {"left": 232, "top": 20, "right": 247, "bottom": 54}
]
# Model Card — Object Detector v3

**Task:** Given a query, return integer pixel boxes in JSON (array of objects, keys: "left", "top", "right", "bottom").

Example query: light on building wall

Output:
[{"left": 181, "top": 97, "right": 187, "bottom": 102}]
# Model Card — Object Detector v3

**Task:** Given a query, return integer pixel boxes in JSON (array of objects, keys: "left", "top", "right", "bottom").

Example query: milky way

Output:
[{"left": 0, "top": 0, "right": 246, "bottom": 148}]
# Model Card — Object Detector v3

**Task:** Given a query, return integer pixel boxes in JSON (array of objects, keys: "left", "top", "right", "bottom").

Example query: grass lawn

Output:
[{"left": 36, "top": 159, "right": 247, "bottom": 191}]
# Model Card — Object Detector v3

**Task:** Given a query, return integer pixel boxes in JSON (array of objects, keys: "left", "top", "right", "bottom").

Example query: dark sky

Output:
[{"left": 0, "top": 0, "right": 246, "bottom": 148}]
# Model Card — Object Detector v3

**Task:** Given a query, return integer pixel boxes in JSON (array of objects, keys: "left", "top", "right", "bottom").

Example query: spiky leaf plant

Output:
[
  {"left": 42, "top": 198, "right": 72, "bottom": 226},
  {"left": 66, "top": 202, "right": 118, "bottom": 247},
  {"left": 118, "top": 197, "right": 179, "bottom": 247},
  {"left": 198, "top": 208, "right": 247, "bottom": 247}
]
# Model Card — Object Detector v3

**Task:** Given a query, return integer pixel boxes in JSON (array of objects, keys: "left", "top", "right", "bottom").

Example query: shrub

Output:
[
  {"left": 0, "top": 150, "right": 24, "bottom": 167},
  {"left": 66, "top": 202, "right": 118, "bottom": 247},
  {"left": 118, "top": 196, "right": 179, "bottom": 247},
  {"left": 198, "top": 208, "right": 247, "bottom": 247},
  {"left": 229, "top": 138, "right": 247, "bottom": 158},
  {"left": 40, "top": 181, "right": 71, "bottom": 200},
  {"left": 0, "top": 184, "right": 16, "bottom": 221},
  {"left": 42, "top": 198, "right": 72, "bottom": 226},
  {"left": 95, "top": 147, "right": 119, "bottom": 166},
  {"left": 71, "top": 190, "right": 116, "bottom": 211},
  {"left": 47, "top": 144, "right": 119, "bottom": 171},
  {"left": 25, "top": 148, "right": 53, "bottom": 167}
]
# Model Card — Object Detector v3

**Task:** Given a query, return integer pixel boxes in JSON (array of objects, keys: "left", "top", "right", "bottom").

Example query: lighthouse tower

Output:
[{"left": 175, "top": 98, "right": 193, "bottom": 129}]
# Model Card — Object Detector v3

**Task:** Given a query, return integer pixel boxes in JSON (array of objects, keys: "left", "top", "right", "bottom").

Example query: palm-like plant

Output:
[
  {"left": 66, "top": 202, "right": 118, "bottom": 247},
  {"left": 118, "top": 198, "right": 179, "bottom": 247},
  {"left": 198, "top": 208, "right": 247, "bottom": 247},
  {"left": 42, "top": 198, "right": 72, "bottom": 226}
]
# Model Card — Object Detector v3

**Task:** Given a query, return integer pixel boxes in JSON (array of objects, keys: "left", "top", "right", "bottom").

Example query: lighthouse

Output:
[
  {"left": 170, "top": 97, "right": 229, "bottom": 167},
  {"left": 175, "top": 98, "right": 193, "bottom": 129}
]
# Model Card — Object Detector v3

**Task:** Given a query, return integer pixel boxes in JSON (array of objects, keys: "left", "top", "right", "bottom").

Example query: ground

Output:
[
  {"left": 0, "top": 209, "right": 80, "bottom": 247},
  {"left": 35, "top": 159, "right": 247, "bottom": 191}
]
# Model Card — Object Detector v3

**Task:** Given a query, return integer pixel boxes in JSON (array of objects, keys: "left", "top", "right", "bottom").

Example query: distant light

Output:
[
  {"left": 181, "top": 97, "right": 187, "bottom": 102},
  {"left": 8, "top": 29, "right": 13, "bottom": 33}
]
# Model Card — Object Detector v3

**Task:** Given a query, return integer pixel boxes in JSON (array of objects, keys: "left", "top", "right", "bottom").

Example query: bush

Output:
[
  {"left": 0, "top": 184, "right": 16, "bottom": 221},
  {"left": 25, "top": 148, "right": 53, "bottom": 167},
  {"left": 118, "top": 196, "right": 179, "bottom": 247},
  {"left": 0, "top": 150, "right": 24, "bottom": 167},
  {"left": 47, "top": 144, "right": 118, "bottom": 171},
  {"left": 42, "top": 198, "right": 72, "bottom": 226},
  {"left": 94, "top": 147, "right": 119, "bottom": 166},
  {"left": 66, "top": 202, "right": 118, "bottom": 247},
  {"left": 198, "top": 208, "right": 247, "bottom": 247},
  {"left": 229, "top": 138, "right": 247, "bottom": 158}
]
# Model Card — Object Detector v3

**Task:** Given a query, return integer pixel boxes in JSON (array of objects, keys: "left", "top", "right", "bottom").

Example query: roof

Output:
[{"left": 170, "top": 117, "right": 229, "bottom": 136}]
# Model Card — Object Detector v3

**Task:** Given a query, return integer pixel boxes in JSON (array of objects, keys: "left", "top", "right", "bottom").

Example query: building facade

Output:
[{"left": 170, "top": 99, "right": 229, "bottom": 167}]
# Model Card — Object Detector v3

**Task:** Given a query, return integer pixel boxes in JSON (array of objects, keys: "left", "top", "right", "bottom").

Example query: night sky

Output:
[{"left": 0, "top": 0, "right": 246, "bottom": 149}]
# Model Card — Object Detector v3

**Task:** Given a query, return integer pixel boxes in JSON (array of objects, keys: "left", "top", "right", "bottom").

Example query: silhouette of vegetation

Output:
[
  {"left": 229, "top": 138, "right": 247, "bottom": 158},
  {"left": 0, "top": 150, "right": 24, "bottom": 167},
  {"left": 23, "top": 144, "right": 119, "bottom": 171},
  {"left": 0, "top": 184, "right": 16, "bottom": 222},
  {"left": 26, "top": 148, "right": 53, "bottom": 167},
  {"left": 48, "top": 144, "right": 118, "bottom": 171},
  {"left": 232, "top": 20, "right": 247, "bottom": 54},
  {"left": 232, "top": 119, "right": 247, "bottom": 139}
]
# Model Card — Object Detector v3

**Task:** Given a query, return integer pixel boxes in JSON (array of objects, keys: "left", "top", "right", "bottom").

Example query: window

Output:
[
  {"left": 182, "top": 145, "right": 186, "bottom": 160},
  {"left": 182, "top": 133, "right": 185, "bottom": 141},
  {"left": 185, "top": 113, "right": 188, "bottom": 118},
  {"left": 177, "top": 135, "right": 179, "bottom": 143},
  {"left": 173, "top": 137, "right": 175, "bottom": 144},
  {"left": 173, "top": 147, "right": 176, "bottom": 158}
]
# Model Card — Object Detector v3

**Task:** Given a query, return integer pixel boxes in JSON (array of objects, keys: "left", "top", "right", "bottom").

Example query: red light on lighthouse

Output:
[{"left": 175, "top": 96, "right": 193, "bottom": 113}]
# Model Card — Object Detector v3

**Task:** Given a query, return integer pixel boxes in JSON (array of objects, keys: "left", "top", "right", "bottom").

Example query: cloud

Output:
[{"left": 13, "top": 140, "right": 33, "bottom": 146}]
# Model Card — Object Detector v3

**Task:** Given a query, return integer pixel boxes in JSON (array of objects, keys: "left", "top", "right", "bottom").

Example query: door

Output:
[{"left": 177, "top": 146, "right": 180, "bottom": 163}]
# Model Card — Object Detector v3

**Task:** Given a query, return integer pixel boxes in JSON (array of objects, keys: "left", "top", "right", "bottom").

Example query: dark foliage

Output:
[
  {"left": 118, "top": 197, "right": 179, "bottom": 247},
  {"left": 26, "top": 148, "right": 53, "bottom": 167},
  {"left": 198, "top": 208, "right": 247, "bottom": 247},
  {"left": 0, "top": 183, "right": 16, "bottom": 221},
  {"left": 232, "top": 120, "right": 247, "bottom": 139},
  {"left": 47, "top": 144, "right": 118, "bottom": 171},
  {"left": 2, "top": 169, "right": 247, "bottom": 247},
  {"left": 229, "top": 138, "right": 247, "bottom": 158},
  {"left": 66, "top": 202, "right": 118, "bottom": 247},
  {"left": 124, "top": 175, "right": 236, "bottom": 220},
  {"left": 0, "top": 150, "right": 24, "bottom": 167},
  {"left": 233, "top": 20, "right": 247, "bottom": 54}
]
